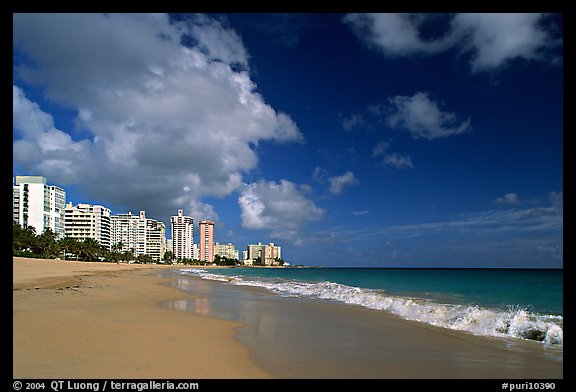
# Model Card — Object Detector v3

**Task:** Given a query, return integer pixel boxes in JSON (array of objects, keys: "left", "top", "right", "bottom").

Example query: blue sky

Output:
[{"left": 12, "top": 13, "right": 563, "bottom": 267}]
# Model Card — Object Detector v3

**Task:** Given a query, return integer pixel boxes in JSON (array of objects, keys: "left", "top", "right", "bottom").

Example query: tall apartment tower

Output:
[
  {"left": 110, "top": 211, "right": 165, "bottom": 261},
  {"left": 171, "top": 209, "right": 194, "bottom": 260},
  {"left": 199, "top": 220, "right": 215, "bottom": 263},
  {"left": 64, "top": 202, "right": 112, "bottom": 250},
  {"left": 13, "top": 176, "right": 66, "bottom": 238}
]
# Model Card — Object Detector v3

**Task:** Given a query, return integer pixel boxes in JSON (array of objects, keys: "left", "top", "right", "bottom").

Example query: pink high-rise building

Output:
[
  {"left": 171, "top": 209, "right": 193, "bottom": 260},
  {"left": 199, "top": 220, "right": 215, "bottom": 263}
]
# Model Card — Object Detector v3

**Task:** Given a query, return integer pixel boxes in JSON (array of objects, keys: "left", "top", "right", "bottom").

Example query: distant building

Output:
[
  {"left": 111, "top": 210, "right": 165, "bottom": 261},
  {"left": 193, "top": 243, "right": 200, "bottom": 261},
  {"left": 13, "top": 176, "right": 66, "bottom": 238},
  {"left": 171, "top": 209, "right": 194, "bottom": 260},
  {"left": 246, "top": 242, "right": 282, "bottom": 266},
  {"left": 215, "top": 242, "right": 239, "bottom": 260},
  {"left": 199, "top": 220, "right": 215, "bottom": 262},
  {"left": 166, "top": 238, "right": 172, "bottom": 255},
  {"left": 64, "top": 202, "right": 111, "bottom": 249}
]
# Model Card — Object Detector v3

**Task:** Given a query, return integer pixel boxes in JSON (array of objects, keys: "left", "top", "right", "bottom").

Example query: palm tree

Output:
[
  {"left": 34, "top": 228, "right": 59, "bottom": 259},
  {"left": 77, "top": 238, "right": 101, "bottom": 261},
  {"left": 13, "top": 222, "right": 37, "bottom": 253},
  {"left": 58, "top": 237, "right": 80, "bottom": 260},
  {"left": 110, "top": 242, "right": 123, "bottom": 262}
]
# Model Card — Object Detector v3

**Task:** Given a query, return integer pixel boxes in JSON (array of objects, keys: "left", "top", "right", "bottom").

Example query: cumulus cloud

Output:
[
  {"left": 494, "top": 192, "right": 522, "bottom": 205},
  {"left": 238, "top": 180, "right": 325, "bottom": 236},
  {"left": 344, "top": 13, "right": 561, "bottom": 72},
  {"left": 13, "top": 13, "right": 303, "bottom": 224},
  {"left": 328, "top": 171, "right": 359, "bottom": 194},
  {"left": 387, "top": 92, "right": 471, "bottom": 140},
  {"left": 13, "top": 86, "right": 95, "bottom": 183}
]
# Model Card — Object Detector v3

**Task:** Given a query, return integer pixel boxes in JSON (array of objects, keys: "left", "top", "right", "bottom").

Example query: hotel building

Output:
[
  {"left": 171, "top": 209, "right": 194, "bottom": 260},
  {"left": 111, "top": 211, "right": 166, "bottom": 261},
  {"left": 13, "top": 176, "right": 66, "bottom": 238},
  {"left": 214, "top": 242, "right": 239, "bottom": 260},
  {"left": 246, "top": 242, "right": 282, "bottom": 266},
  {"left": 64, "top": 202, "right": 112, "bottom": 249},
  {"left": 199, "top": 220, "right": 215, "bottom": 263}
]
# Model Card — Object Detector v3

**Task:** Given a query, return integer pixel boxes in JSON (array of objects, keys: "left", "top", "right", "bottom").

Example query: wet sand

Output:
[
  {"left": 163, "top": 271, "right": 563, "bottom": 379},
  {"left": 12, "top": 257, "right": 271, "bottom": 378},
  {"left": 13, "top": 257, "right": 563, "bottom": 379}
]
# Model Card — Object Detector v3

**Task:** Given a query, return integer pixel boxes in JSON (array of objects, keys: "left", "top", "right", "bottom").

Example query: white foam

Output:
[{"left": 179, "top": 269, "right": 563, "bottom": 346}]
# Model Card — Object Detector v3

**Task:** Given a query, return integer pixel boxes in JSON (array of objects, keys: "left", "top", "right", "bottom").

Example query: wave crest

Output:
[{"left": 180, "top": 269, "right": 563, "bottom": 346}]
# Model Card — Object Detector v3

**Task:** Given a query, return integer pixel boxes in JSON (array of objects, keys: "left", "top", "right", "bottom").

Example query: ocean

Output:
[{"left": 178, "top": 267, "right": 563, "bottom": 347}]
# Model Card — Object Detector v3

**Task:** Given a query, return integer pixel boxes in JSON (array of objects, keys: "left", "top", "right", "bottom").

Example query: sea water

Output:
[{"left": 178, "top": 267, "right": 563, "bottom": 347}]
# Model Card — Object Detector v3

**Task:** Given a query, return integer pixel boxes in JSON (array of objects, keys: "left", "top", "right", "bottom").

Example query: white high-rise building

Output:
[
  {"left": 13, "top": 176, "right": 66, "bottom": 238},
  {"left": 110, "top": 210, "right": 165, "bottom": 261},
  {"left": 64, "top": 202, "right": 111, "bottom": 249},
  {"left": 171, "top": 209, "right": 194, "bottom": 260}
]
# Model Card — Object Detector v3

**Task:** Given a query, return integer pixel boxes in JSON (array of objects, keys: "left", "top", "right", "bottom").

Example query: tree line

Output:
[{"left": 13, "top": 222, "right": 155, "bottom": 263}]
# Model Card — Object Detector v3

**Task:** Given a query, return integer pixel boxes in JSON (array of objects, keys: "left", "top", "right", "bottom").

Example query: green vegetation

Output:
[{"left": 12, "top": 221, "right": 157, "bottom": 263}]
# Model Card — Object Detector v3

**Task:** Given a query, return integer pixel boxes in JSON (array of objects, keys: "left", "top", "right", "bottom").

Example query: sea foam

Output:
[{"left": 180, "top": 269, "right": 563, "bottom": 346}]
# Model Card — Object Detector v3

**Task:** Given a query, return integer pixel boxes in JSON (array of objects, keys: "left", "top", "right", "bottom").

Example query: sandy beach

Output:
[
  {"left": 13, "top": 257, "right": 563, "bottom": 379},
  {"left": 13, "top": 257, "right": 271, "bottom": 379}
]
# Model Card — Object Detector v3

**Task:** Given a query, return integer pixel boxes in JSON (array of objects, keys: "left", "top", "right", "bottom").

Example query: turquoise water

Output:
[{"left": 179, "top": 267, "right": 563, "bottom": 346}]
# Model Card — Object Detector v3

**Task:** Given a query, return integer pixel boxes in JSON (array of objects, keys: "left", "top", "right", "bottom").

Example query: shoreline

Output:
[
  {"left": 164, "top": 268, "right": 563, "bottom": 379},
  {"left": 13, "top": 257, "right": 271, "bottom": 379},
  {"left": 13, "top": 257, "right": 563, "bottom": 379}
]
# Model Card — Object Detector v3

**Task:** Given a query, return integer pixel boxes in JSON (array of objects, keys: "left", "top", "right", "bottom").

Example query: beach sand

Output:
[
  {"left": 14, "top": 257, "right": 563, "bottom": 379},
  {"left": 12, "top": 257, "right": 271, "bottom": 379}
]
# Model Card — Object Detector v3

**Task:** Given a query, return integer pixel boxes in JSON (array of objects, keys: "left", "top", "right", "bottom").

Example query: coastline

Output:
[
  {"left": 164, "top": 268, "right": 563, "bottom": 379},
  {"left": 12, "top": 257, "right": 271, "bottom": 379},
  {"left": 13, "top": 257, "right": 563, "bottom": 379}
]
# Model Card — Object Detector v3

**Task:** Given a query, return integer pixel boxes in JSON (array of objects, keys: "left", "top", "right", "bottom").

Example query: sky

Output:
[{"left": 12, "top": 13, "right": 564, "bottom": 267}]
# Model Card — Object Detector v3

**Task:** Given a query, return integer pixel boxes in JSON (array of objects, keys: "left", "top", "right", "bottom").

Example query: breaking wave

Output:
[{"left": 180, "top": 269, "right": 563, "bottom": 346}]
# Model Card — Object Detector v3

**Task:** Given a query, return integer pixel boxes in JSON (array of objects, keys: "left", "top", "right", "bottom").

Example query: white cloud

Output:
[
  {"left": 238, "top": 180, "right": 325, "bottom": 234},
  {"left": 451, "top": 13, "right": 557, "bottom": 72},
  {"left": 344, "top": 13, "right": 560, "bottom": 72},
  {"left": 344, "top": 13, "right": 448, "bottom": 57},
  {"left": 387, "top": 92, "right": 471, "bottom": 140},
  {"left": 383, "top": 152, "right": 415, "bottom": 170},
  {"left": 328, "top": 171, "right": 359, "bottom": 194},
  {"left": 13, "top": 86, "right": 95, "bottom": 183},
  {"left": 13, "top": 13, "right": 303, "bottom": 224},
  {"left": 495, "top": 192, "right": 522, "bottom": 205},
  {"left": 372, "top": 141, "right": 414, "bottom": 169}
]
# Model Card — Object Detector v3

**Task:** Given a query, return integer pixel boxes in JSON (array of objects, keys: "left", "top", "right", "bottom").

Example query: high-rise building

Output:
[
  {"left": 171, "top": 209, "right": 193, "bottom": 260},
  {"left": 64, "top": 202, "right": 111, "bottom": 249},
  {"left": 13, "top": 176, "right": 66, "bottom": 238},
  {"left": 246, "top": 242, "right": 282, "bottom": 266},
  {"left": 199, "top": 220, "right": 215, "bottom": 263},
  {"left": 110, "top": 210, "right": 165, "bottom": 261}
]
